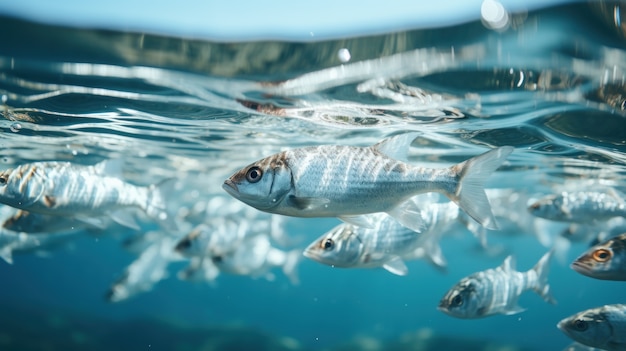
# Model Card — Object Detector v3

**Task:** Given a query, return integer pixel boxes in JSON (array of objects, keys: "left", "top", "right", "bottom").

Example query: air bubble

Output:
[
  {"left": 337, "top": 48, "right": 351, "bottom": 63},
  {"left": 9, "top": 123, "right": 21, "bottom": 132}
]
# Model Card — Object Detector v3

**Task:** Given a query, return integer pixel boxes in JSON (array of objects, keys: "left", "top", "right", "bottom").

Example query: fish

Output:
[
  {"left": 571, "top": 233, "right": 626, "bottom": 281},
  {"left": 528, "top": 190, "right": 626, "bottom": 223},
  {"left": 177, "top": 256, "right": 220, "bottom": 284},
  {"left": 223, "top": 132, "right": 513, "bottom": 232},
  {"left": 557, "top": 304, "right": 626, "bottom": 351},
  {"left": 106, "top": 233, "right": 180, "bottom": 302},
  {"left": 210, "top": 235, "right": 300, "bottom": 285},
  {"left": 438, "top": 251, "right": 555, "bottom": 319},
  {"left": 303, "top": 198, "right": 459, "bottom": 275},
  {"left": 2, "top": 209, "right": 107, "bottom": 234},
  {"left": 0, "top": 159, "right": 176, "bottom": 230}
]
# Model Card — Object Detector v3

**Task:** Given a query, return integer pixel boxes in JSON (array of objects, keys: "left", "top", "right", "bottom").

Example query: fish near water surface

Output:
[
  {"left": 223, "top": 132, "right": 513, "bottom": 232},
  {"left": 438, "top": 251, "right": 555, "bottom": 319},
  {"left": 557, "top": 304, "right": 626, "bottom": 351},
  {"left": 0, "top": 159, "right": 175, "bottom": 229},
  {"left": 571, "top": 233, "right": 626, "bottom": 281}
]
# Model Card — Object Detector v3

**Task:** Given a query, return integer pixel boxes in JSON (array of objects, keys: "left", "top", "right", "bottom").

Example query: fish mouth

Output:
[
  {"left": 302, "top": 248, "right": 316, "bottom": 260},
  {"left": 222, "top": 179, "right": 239, "bottom": 195},
  {"left": 570, "top": 261, "right": 592, "bottom": 275}
]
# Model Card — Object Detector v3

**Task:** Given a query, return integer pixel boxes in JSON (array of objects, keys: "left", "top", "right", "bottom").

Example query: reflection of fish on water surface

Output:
[{"left": 223, "top": 132, "right": 513, "bottom": 233}]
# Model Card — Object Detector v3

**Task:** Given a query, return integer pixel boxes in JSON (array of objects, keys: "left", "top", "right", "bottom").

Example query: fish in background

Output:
[
  {"left": 528, "top": 190, "right": 626, "bottom": 223},
  {"left": 562, "top": 343, "right": 602, "bottom": 351},
  {"left": 557, "top": 304, "right": 626, "bottom": 351},
  {"left": 303, "top": 198, "right": 460, "bottom": 275},
  {"left": 210, "top": 234, "right": 301, "bottom": 285},
  {"left": 571, "top": 233, "right": 626, "bottom": 281},
  {"left": 175, "top": 214, "right": 286, "bottom": 258},
  {"left": 177, "top": 256, "right": 220, "bottom": 285},
  {"left": 0, "top": 159, "right": 177, "bottom": 230},
  {"left": 438, "top": 251, "right": 555, "bottom": 319},
  {"left": 2, "top": 209, "right": 108, "bottom": 234},
  {"left": 561, "top": 218, "right": 626, "bottom": 247},
  {"left": 223, "top": 132, "right": 513, "bottom": 232},
  {"left": 106, "top": 232, "right": 182, "bottom": 302}
]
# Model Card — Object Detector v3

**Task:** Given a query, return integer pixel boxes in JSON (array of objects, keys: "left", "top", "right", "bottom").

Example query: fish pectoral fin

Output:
[
  {"left": 338, "top": 215, "right": 376, "bottom": 229},
  {"left": 94, "top": 159, "right": 124, "bottom": 178},
  {"left": 286, "top": 195, "right": 330, "bottom": 211},
  {"left": 386, "top": 200, "right": 425, "bottom": 233},
  {"left": 0, "top": 247, "right": 13, "bottom": 264},
  {"left": 73, "top": 216, "right": 108, "bottom": 230},
  {"left": 108, "top": 211, "right": 140, "bottom": 231},
  {"left": 382, "top": 257, "right": 408, "bottom": 276},
  {"left": 503, "top": 305, "right": 526, "bottom": 315}
]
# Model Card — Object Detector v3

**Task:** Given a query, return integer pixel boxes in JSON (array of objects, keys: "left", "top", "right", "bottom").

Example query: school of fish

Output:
[{"left": 1, "top": 132, "right": 626, "bottom": 351}]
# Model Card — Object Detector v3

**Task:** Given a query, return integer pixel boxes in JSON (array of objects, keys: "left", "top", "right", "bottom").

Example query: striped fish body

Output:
[
  {"left": 304, "top": 199, "right": 457, "bottom": 275},
  {"left": 223, "top": 133, "right": 513, "bottom": 231},
  {"left": 571, "top": 233, "right": 626, "bottom": 281},
  {"left": 0, "top": 161, "right": 165, "bottom": 221},
  {"left": 438, "top": 251, "right": 554, "bottom": 319},
  {"left": 529, "top": 191, "right": 626, "bottom": 223},
  {"left": 558, "top": 304, "right": 626, "bottom": 351}
]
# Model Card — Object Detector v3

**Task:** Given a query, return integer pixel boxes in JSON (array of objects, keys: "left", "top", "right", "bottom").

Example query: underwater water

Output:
[{"left": 0, "top": 1, "right": 625, "bottom": 351}]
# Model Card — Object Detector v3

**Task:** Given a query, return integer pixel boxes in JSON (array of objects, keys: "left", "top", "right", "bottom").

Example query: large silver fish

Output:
[
  {"left": 223, "top": 133, "right": 512, "bottom": 232},
  {"left": 571, "top": 233, "right": 626, "bottom": 281},
  {"left": 528, "top": 190, "right": 626, "bottom": 223},
  {"left": 557, "top": 304, "right": 626, "bottom": 351},
  {"left": 0, "top": 159, "right": 174, "bottom": 229},
  {"left": 438, "top": 251, "right": 555, "bottom": 319},
  {"left": 303, "top": 199, "right": 458, "bottom": 275}
]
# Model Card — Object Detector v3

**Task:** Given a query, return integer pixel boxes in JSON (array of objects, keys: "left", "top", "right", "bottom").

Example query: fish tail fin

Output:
[
  {"left": 530, "top": 250, "right": 556, "bottom": 304},
  {"left": 0, "top": 246, "right": 13, "bottom": 264},
  {"left": 145, "top": 178, "right": 179, "bottom": 231},
  {"left": 283, "top": 249, "right": 301, "bottom": 285},
  {"left": 449, "top": 146, "right": 513, "bottom": 230}
]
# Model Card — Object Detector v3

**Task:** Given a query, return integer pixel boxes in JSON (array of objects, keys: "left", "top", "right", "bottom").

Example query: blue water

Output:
[{"left": 0, "top": 2, "right": 625, "bottom": 351}]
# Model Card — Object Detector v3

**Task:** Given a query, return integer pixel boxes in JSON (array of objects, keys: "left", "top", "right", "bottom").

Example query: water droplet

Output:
[
  {"left": 71, "top": 150, "right": 78, "bottom": 156},
  {"left": 337, "top": 48, "right": 351, "bottom": 63},
  {"left": 1, "top": 95, "right": 6, "bottom": 104},
  {"left": 10, "top": 123, "right": 21, "bottom": 132},
  {"left": 481, "top": 0, "right": 509, "bottom": 31}
]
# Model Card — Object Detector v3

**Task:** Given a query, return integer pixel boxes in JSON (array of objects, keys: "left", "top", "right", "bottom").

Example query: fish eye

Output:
[
  {"left": 176, "top": 239, "right": 192, "bottom": 251},
  {"left": 0, "top": 175, "right": 7, "bottom": 185},
  {"left": 322, "top": 238, "right": 334, "bottom": 250},
  {"left": 245, "top": 166, "right": 263, "bottom": 183},
  {"left": 592, "top": 249, "right": 612, "bottom": 262},
  {"left": 451, "top": 294, "right": 463, "bottom": 307},
  {"left": 573, "top": 319, "right": 588, "bottom": 331}
]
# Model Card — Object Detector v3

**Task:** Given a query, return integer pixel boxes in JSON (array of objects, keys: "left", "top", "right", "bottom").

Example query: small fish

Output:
[
  {"left": 223, "top": 132, "right": 512, "bottom": 232},
  {"left": 571, "top": 233, "right": 626, "bottom": 281},
  {"left": 177, "top": 257, "right": 220, "bottom": 284},
  {"left": 528, "top": 190, "right": 626, "bottom": 223},
  {"left": 438, "top": 251, "right": 555, "bottom": 319},
  {"left": 303, "top": 199, "right": 458, "bottom": 275},
  {"left": 0, "top": 160, "right": 175, "bottom": 229},
  {"left": 210, "top": 235, "right": 300, "bottom": 285},
  {"left": 557, "top": 304, "right": 626, "bottom": 351},
  {"left": 106, "top": 233, "right": 180, "bottom": 302},
  {"left": 2, "top": 209, "right": 107, "bottom": 234}
]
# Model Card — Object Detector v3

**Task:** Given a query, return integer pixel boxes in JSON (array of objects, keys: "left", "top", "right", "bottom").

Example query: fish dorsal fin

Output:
[
  {"left": 501, "top": 255, "right": 516, "bottom": 272},
  {"left": 372, "top": 132, "right": 420, "bottom": 161},
  {"left": 338, "top": 214, "right": 376, "bottom": 229},
  {"left": 94, "top": 159, "right": 124, "bottom": 178},
  {"left": 382, "top": 256, "right": 408, "bottom": 276}
]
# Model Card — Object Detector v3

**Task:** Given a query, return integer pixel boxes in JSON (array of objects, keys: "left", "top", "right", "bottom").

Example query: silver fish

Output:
[
  {"left": 106, "top": 233, "right": 180, "bottom": 302},
  {"left": 2, "top": 209, "right": 107, "bottom": 234},
  {"left": 223, "top": 132, "right": 512, "bottom": 232},
  {"left": 571, "top": 233, "right": 626, "bottom": 281},
  {"left": 438, "top": 251, "right": 555, "bottom": 319},
  {"left": 0, "top": 159, "right": 174, "bottom": 229},
  {"left": 210, "top": 235, "right": 300, "bottom": 285},
  {"left": 303, "top": 199, "right": 458, "bottom": 275},
  {"left": 528, "top": 190, "right": 626, "bottom": 223},
  {"left": 557, "top": 304, "right": 626, "bottom": 351}
]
